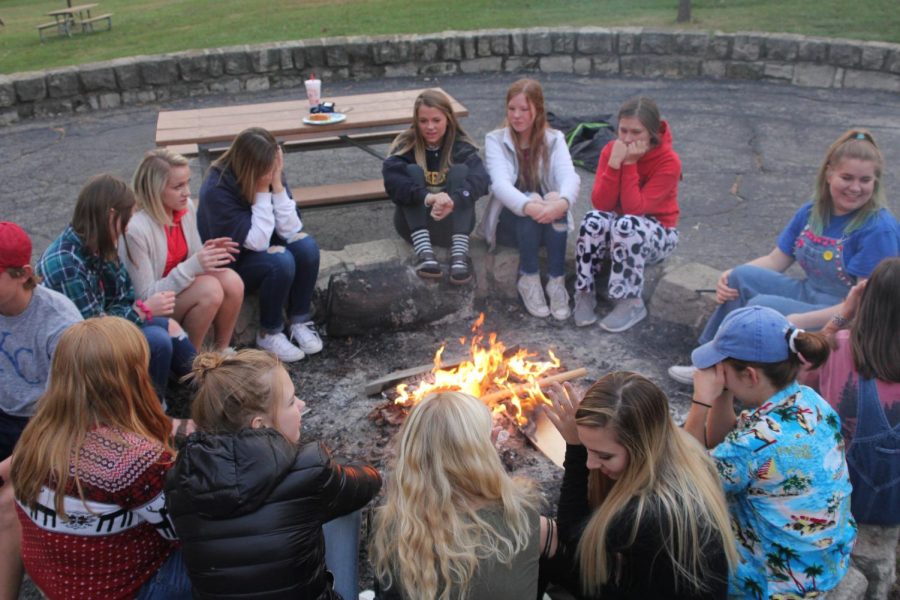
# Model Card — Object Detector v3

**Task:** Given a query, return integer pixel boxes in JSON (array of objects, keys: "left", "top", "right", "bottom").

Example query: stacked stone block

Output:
[{"left": 2, "top": 27, "right": 899, "bottom": 126}]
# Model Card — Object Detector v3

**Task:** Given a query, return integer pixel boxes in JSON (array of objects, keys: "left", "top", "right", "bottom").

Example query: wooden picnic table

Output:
[
  {"left": 39, "top": 3, "right": 97, "bottom": 39},
  {"left": 155, "top": 88, "right": 469, "bottom": 209}
]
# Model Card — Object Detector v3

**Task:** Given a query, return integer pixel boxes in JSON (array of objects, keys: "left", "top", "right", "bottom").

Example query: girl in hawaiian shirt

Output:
[{"left": 684, "top": 305, "right": 856, "bottom": 599}]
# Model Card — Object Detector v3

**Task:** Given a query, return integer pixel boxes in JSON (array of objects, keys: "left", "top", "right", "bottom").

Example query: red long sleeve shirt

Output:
[{"left": 591, "top": 120, "right": 681, "bottom": 228}]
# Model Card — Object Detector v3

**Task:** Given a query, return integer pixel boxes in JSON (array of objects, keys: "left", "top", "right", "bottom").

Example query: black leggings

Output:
[{"left": 393, "top": 164, "right": 474, "bottom": 248}]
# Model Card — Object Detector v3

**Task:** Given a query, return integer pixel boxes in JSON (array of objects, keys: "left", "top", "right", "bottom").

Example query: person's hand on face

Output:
[
  {"left": 608, "top": 139, "right": 629, "bottom": 169},
  {"left": 693, "top": 363, "right": 728, "bottom": 406},
  {"left": 271, "top": 146, "right": 285, "bottom": 194},
  {"left": 623, "top": 139, "right": 649, "bottom": 164}
]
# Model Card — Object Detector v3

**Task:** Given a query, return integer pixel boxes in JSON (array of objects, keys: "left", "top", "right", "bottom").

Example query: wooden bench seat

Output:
[
  {"left": 294, "top": 179, "right": 388, "bottom": 209},
  {"left": 80, "top": 13, "right": 112, "bottom": 33},
  {"left": 37, "top": 21, "right": 69, "bottom": 41}
]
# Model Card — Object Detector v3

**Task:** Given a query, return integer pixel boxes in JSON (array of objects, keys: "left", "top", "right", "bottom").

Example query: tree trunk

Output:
[
  {"left": 324, "top": 264, "right": 474, "bottom": 336},
  {"left": 677, "top": 0, "right": 692, "bottom": 23}
]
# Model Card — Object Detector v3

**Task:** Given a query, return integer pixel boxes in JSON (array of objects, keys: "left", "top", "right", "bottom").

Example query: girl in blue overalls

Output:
[{"left": 669, "top": 129, "right": 900, "bottom": 384}]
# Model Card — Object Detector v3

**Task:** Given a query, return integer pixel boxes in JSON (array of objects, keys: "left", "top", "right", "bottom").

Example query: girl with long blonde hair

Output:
[
  {"left": 124, "top": 148, "right": 244, "bottom": 351},
  {"left": 11, "top": 317, "right": 190, "bottom": 599},
  {"left": 481, "top": 78, "right": 581, "bottom": 320},
  {"left": 383, "top": 90, "right": 490, "bottom": 283},
  {"left": 546, "top": 373, "right": 736, "bottom": 599},
  {"left": 371, "top": 391, "right": 555, "bottom": 600}
]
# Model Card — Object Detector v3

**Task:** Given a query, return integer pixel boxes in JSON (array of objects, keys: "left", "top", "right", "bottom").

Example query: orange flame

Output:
[{"left": 393, "top": 313, "right": 561, "bottom": 424}]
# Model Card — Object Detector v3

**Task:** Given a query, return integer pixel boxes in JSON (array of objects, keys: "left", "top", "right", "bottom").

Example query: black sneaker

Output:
[
  {"left": 449, "top": 255, "right": 472, "bottom": 285},
  {"left": 415, "top": 250, "right": 442, "bottom": 279}
]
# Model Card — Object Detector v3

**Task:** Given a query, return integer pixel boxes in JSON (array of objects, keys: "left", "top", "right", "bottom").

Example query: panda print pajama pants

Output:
[{"left": 575, "top": 210, "right": 679, "bottom": 299}]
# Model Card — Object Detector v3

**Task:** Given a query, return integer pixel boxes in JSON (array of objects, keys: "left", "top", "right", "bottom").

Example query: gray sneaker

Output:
[
  {"left": 572, "top": 290, "right": 598, "bottom": 327},
  {"left": 599, "top": 298, "right": 647, "bottom": 332},
  {"left": 545, "top": 276, "right": 571, "bottom": 321},
  {"left": 517, "top": 273, "right": 550, "bottom": 318}
]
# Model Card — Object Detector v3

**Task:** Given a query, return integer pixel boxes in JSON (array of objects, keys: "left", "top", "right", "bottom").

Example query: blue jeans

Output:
[
  {"left": 699, "top": 264, "right": 845, "bottom": 343},
  {"left": 323, "top": 510, "right": 362, "bottom": 600},
  {"left": 234, "top": 236, "right": 320, "bottom": 334},
  {"left": 135, "top": 549, "right": 192, "bottom": 600},
  {"left": 143, "top": 317, "right": 196, "bottom": 403},
  {"left": 496, "top": 208, "right": 567, "bottom": 277},
  {"left": 0, "top": 409, "right": 29, "bottom": 462}
]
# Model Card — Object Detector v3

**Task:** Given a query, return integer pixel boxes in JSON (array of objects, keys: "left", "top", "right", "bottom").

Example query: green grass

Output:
[{"left": 1, "top": 0, "right": 898, "bottom": 74}]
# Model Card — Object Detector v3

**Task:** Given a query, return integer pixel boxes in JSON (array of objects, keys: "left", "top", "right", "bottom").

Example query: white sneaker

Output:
[
  {"left": 517, "top": 273, "right": 550, "bottom": 318},
  {"left": 290, "top": 321, "right": 323, "bottom": 355},
  {"left": 256, "top": 332, "right": 305, "bottom": 363},
  {"left": 545, "top": 276, "right": 571, "bottom": 321},
  {"left": 668, "top": 365, "right": 696, "bottom": 385}
]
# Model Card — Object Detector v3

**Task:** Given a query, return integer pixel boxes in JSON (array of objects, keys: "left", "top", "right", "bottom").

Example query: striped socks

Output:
[
  {"left": 451, "top": 234, "right": 469, "bottom": 259},
  {"left": 411, "top": 229, "right": 441, "bottom": 278},
  {"left": 411, "top": 229, "right": 434, "bottom": 257}
]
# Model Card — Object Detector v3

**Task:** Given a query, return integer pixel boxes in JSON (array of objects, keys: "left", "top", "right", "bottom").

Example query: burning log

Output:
[{"left": 479, "top": 367, "right": 588, "bottom": 404}]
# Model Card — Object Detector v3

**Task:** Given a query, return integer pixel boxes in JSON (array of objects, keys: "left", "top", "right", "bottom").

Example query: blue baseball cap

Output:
[{"left": 691, "top": 306, "right": 792, "bottom": 369}]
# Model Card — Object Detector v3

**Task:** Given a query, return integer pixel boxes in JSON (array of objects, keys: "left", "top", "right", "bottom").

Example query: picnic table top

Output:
[
  {"left": 155, "top": 88, "right": 468, "bottom": 147},
  {"left": 46, "top": 3, "right": 98, "bottom": 16}
]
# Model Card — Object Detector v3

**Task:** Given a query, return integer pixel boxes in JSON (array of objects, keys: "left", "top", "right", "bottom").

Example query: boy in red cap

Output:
[
  {"left": 0, "top": 222, "right": 82, "bottom": 598},
  {"left": 0, "top": 222, "right": 83, "bottom": 460}
]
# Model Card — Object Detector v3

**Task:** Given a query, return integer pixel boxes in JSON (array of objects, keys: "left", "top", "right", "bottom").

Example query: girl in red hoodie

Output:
[{"left": 573, "top": 97, "right": 681, "bottom": 332}]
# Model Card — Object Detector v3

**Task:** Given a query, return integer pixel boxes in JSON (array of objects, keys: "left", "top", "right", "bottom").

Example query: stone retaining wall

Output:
[{"left": 2, "top": 27, "right": 899, "bottom": 126}]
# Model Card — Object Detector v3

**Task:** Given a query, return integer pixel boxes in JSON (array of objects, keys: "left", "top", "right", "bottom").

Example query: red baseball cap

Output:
[{"left": 0, "top": 222, "right": 32, "bottom": 270}]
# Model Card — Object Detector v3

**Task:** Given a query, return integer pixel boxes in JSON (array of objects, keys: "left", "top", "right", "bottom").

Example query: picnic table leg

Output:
[
  {"left": 197, "top": 145, "right": 213, "bottom": 177},
  {"left": 338, "top": 135, "right": 386, "bottom": 160}
]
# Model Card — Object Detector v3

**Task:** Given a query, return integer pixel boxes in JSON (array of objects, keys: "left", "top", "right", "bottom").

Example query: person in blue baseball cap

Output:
[{"left": 683, "top": 306, "right": 857, "bottom": 599}]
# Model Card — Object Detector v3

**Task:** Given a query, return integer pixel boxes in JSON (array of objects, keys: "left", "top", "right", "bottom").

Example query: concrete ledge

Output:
[
  {"left": 232, "top": 237, "right": 700, "bottom": 342},
  {"left": 3, "top": 27, "right": 899, "bottom": 126},
  {"left": 648, "top": 260, "right": 720, "bottom": 334},
  {"left": 830, "top": 565, "right": 868, "bottom": 600},
  {"left": 851, "top": 524, "right": 899, "bottom": 600}
]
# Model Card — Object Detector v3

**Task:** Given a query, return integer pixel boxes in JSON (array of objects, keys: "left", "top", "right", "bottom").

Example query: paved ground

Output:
[{"left": 4, "top": 73, "right": 900, "bottom": 598}]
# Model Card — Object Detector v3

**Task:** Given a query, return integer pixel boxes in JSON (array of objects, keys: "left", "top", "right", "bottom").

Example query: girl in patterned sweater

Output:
[{"left": 11, "top": 316, "right": 191, "bottom": 600}]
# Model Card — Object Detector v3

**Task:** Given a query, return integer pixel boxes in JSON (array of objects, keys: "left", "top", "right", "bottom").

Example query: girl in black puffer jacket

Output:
[{"left": 165, "top": 349, "right": 382, "bottom": 600}]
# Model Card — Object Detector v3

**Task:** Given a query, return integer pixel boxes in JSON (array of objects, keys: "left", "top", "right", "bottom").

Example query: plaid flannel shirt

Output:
[{"left": 37, "top": 225, "right": 142, "bottom": 324}]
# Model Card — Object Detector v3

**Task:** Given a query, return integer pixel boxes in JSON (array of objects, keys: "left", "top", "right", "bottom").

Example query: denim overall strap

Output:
[
  {"left": 793, "top": 225, "right": 854, "bottom": 298},
  {"left": 845, "top": 376, "right": 900, "bottom": 525}
]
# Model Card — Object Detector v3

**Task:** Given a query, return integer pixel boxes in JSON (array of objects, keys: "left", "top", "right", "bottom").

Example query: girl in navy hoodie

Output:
[
  {"left": 198, "top": 128, "right": 321, "bottom": 363},
  {"left": 573, "top": 97, "right": 682, "bottom": 332}
]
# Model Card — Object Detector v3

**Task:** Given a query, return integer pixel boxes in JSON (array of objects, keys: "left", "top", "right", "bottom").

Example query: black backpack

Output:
[{"left": 547, "top": 112, "right": 616, "bottom": 173}]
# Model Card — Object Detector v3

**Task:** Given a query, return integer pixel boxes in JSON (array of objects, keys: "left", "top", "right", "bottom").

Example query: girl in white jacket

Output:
[
  {"left": 481, "top": 79, "right": 580, "bottom": 319},
  {"left": 123, "top": 149, "right": 244, "bottom": 352}
]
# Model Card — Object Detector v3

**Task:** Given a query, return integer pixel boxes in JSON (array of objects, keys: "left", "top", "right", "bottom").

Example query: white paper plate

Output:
[{"left": 302, "top": 112, "right": 347, "bottom": 126}]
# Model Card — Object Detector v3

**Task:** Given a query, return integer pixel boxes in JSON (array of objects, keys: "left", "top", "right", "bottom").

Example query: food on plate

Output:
[{"left": 308, "top": 113, "right": 331, "bottom": 122}]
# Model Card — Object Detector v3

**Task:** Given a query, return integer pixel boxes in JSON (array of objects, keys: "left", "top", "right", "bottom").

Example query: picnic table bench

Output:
[
  {"left": 38, "top": 3, "right": 111, "bottom": 41},
  {"left": 155, "top": 88, "right": 469, "bottom": 210}
]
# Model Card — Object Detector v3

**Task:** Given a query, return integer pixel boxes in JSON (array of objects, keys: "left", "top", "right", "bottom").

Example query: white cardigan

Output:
[
  {"left": 119, "top": 201, "right": 204, "bottom": 300},
  {"left": 478, "top": 127, "right": 580, "bottom": 248}
]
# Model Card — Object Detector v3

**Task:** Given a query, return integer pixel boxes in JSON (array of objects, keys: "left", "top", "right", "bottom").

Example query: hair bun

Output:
[{"left": 191, "top": 352, "right": 227, "bottom": 379}]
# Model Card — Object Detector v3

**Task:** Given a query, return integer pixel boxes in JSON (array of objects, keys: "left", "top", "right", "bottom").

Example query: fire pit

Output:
[{"left": 368, "top": 313, "right": 585, "bottom": 466}]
